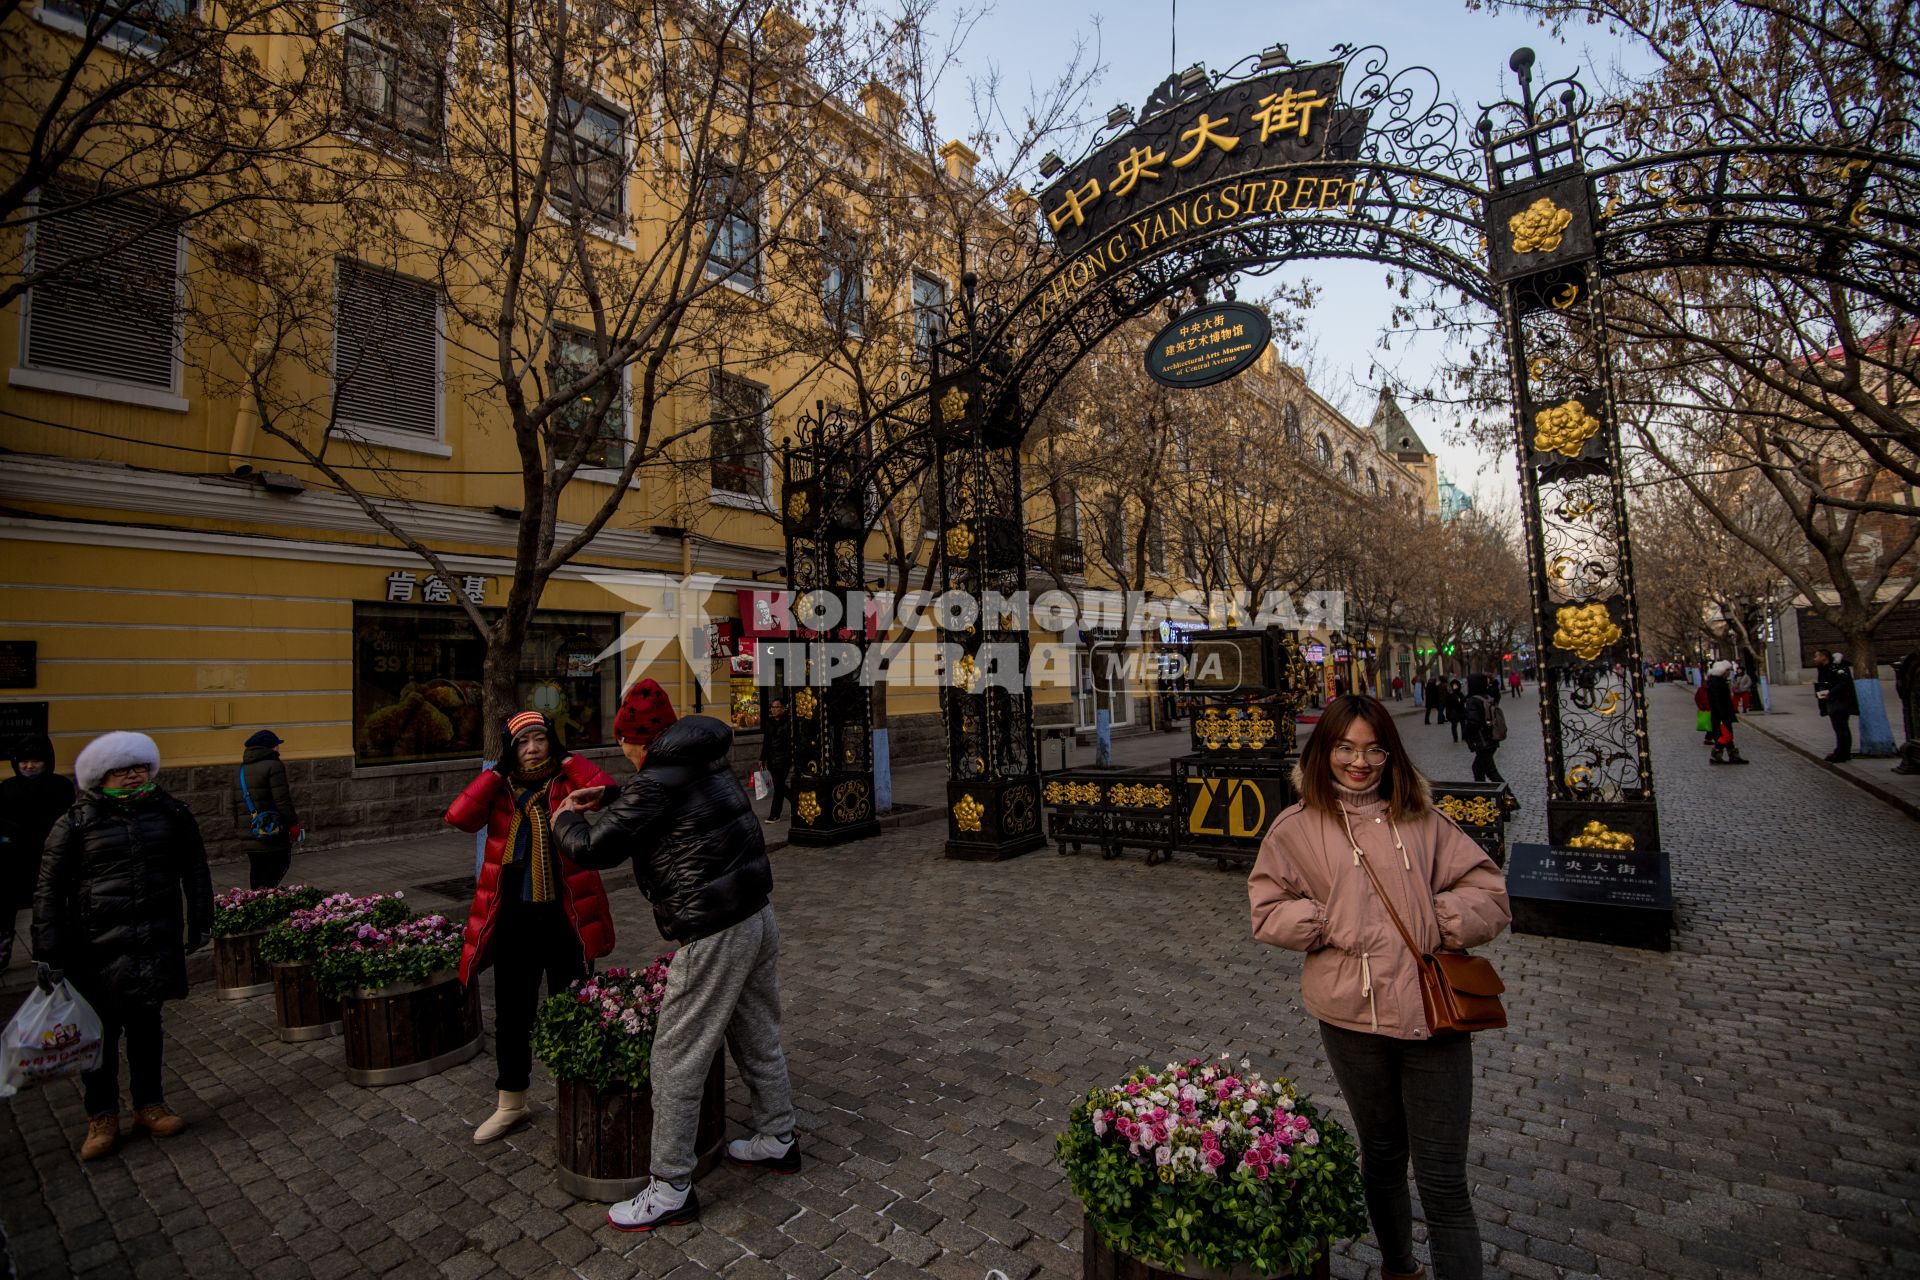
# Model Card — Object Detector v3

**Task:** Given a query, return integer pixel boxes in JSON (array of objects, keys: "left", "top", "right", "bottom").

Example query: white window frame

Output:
[
  {"left": 340, "top": 3, "right": 451, "bottom": 150},
  {"left": 820, "top": 222, "right": 866, "bottom": 338},
  {"left": 34, "top": 0, "right": 189, "bottom": 59},
  {"left": 910, "top": 269, "right": 947, "bottom": 362},
  {"left": 707, "top": 371, "right": 773, "bottom": 511},
  {"left": 11, "top": 188, "right": 189, "bottom": 412},
  {"left": 551, "top": 91, "right": 631, "bottom": 229},
  {"left": 548, "top": 326, "right": 635, "bottom": 486},
  {"left": 328, "top": 258, "right": 448, "bottom": 458},
  {"left": 703, "top": 166, "right": 763, "bottom": 292}
]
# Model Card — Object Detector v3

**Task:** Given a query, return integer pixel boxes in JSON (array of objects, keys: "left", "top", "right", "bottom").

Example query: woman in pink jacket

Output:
[{"left": 1249, "top": 695, "right": 1510, "bottom": 1280}]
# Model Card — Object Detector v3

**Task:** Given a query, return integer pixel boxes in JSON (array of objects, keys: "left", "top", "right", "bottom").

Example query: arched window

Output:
[
  {"left": 1284, "top": 402, "right": 1302, "bottom": 447},
  {"left": 1342, "top": 451, "right": 1358, "bottom": 485},
  {"left": 1367, "top": 468, "right": 1380, "bottom": 496},
  {"left": 1315, "top": 433, "right": 1332, "bottom": 469}
]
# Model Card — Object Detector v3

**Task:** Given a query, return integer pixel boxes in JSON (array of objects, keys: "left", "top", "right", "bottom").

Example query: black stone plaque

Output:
[
  {"left": 1507, "top": 841, "right": 1672, "bottom": 951},
  {"left": 0, "top": 641, "right": 35, "bottom": 689},
  {"left": 0, "top": 701, "right": 50, "bottom": 746}
]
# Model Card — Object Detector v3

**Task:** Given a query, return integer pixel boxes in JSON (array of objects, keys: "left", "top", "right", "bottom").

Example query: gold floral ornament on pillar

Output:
[
  {"left": 1509, "top": 196, "right": 1574, "bottom": 254},
  {"left": 1551, "top": 603, "right": 1621, "bottom": 661},
  {"left": 945, "top": 525, "right": 974, "bottom": 559},
  {"left": 952, "top": 793, "right": 984, "bottom": 832},
  {"left": 785, "top": 488, "right": 810, "bottom": 521},
  {"left": 795, "top": 791, "right": 821, "bottom": 824},
  {"left": 1532, "top": 399, "right": 1603, "bottom": 457},
  {"left": 1566, "top": 820, "right": 1635, "bottom": 851},
  {"left": 939, "top": 385, "right": 971, "bottom": 424},
  {"left": 793, "top": 687, "right": 817, "bottom": 719}
]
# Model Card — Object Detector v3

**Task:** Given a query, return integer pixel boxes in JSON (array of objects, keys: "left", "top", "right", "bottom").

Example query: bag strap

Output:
[
  {"left": 1339, "top": 804, "right": 1426, "bottom": 964},
  {"left": 238, "top": 766, "right": 258, "bottom": 816}
]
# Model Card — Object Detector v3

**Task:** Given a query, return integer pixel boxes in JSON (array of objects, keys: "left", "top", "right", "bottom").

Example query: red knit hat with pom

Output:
[{"left": 614, "top": 678, "right": 677, "bottom": 745}]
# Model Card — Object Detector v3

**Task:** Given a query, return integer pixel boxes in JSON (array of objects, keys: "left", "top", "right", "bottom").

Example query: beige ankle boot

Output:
[{"left": 473, "top": 1091, "right": 530, "bottom": 1144}]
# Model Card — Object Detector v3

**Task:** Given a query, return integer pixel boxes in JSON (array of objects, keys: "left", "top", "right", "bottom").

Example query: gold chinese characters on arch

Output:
[{"left": 1509, "top": 196, "right": 1574, "bottom": 254}]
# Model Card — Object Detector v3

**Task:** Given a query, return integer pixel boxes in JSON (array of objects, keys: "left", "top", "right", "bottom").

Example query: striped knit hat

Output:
[{"left": 507, "top": 710, "right": 554, "bottom": 746}]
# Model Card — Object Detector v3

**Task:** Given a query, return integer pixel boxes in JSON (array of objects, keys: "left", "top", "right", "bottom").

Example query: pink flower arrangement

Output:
[
  {"left": 533, "top": 955, "right": 676, "bottom": 1090},
  {"left": 1080, "top": 1054, "right": 1321, "bottom": 1185}
]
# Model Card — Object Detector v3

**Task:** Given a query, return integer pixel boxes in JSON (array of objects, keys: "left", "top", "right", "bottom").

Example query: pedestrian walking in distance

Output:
[
  {"left": 1, "top": 734, "right": 75, "bottom": 971},
  {"left": 1390, "top": 675, "right": 1404, "bottom": 701},
  {"left": 552, "top": 678, "right": 797, "bottom": 1233},
  {"left": 1249, "top": 695, "right": 1510, "bottom": 1280},
  {"left": 758, "top": 696, "right": 793, "bottom": 823},
  {"left": 1704, "top": 660, "right": 1750, "bottom": 765},
  {"left": 1460, "top": 674, "right": 1506, "bottom": 783},
  {"left": 1813, "top": 650, "right": 1859, "bottom": 763},
  {"left": 1423, "top": 676, "right": 1441, "bottom": 725},
  {"left": 1444, "top": 679, "right": 1465, "bottom": 743},
  {"left": 34, "top": 732, "right": 212, "bottom": 1161},
  {"left": 236, "top": 729, "right": 302, "bottom": 888},
  {"left": 447, "top": 711, "right": 615, "bottom": 1144}
]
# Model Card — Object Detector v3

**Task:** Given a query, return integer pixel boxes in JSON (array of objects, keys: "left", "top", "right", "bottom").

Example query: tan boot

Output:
[
  {"left": 132, "top": 1104, "right": 186, "bottom": 1138},
  {"left": 80, "top": 1114, "right": 120, "bottom": 1161},
  {"left": 473, "top": 1091, "right": 530, "bottom": 1144},
  {"left": 1381, "top": 1265, "right": 1426, "bottom": 1280}
]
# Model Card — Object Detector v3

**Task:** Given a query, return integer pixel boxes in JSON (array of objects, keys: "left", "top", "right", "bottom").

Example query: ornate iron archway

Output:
[{"left": 779, "top": 43, "right": 1919, "bottom": 915}]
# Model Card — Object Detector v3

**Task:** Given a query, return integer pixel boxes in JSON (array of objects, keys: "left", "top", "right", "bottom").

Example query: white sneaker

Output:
[
  {"left": 726, "top": 1131, "right": 801, "bottom": 1173},
  {"left": 607, "top": 1177, "right": 698, "bottom": 1232}
]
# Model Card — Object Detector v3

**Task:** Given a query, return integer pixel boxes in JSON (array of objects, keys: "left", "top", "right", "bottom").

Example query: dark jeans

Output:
[
  {"left": 1448, "top": 716, "right": 1460, "bottom": 742},
  {"left": 248, "top": 847, "right": 291, "bottom": 889},
  {"left": 490, "top": 899, "right": 586, "bottom": 1092},
  {"left": 1320, "top": 1021, "right": 1483, "bottom": 1280},
  {"left": 766, "top": 763, "right": 791, "bottom": 820},
  {"left": 82, "top": 1004, "right": 166, "bottom": 1117},
  {"left": 1831, "top": 713, "right": 1853, "bottom": 759},
  {"left": 1470, "top": 745, "right": 1503, "bottom": 784}
]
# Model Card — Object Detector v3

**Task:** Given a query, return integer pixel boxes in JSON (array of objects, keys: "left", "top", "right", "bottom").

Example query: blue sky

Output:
[{"left": 928, "top": 1, "right": 1649, "bottom": 508}]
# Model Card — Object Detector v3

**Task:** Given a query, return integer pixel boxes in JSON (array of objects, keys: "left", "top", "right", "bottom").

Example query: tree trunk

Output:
[
  {"left": 1847, "top": 630, "right": 1898, "bottom": 754},
  {"left": 480, "top": 627, "right": 526, "bottom": 761}
]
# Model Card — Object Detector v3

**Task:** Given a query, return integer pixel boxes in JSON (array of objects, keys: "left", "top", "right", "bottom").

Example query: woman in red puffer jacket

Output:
[{"left": 445, "top": 711, "right": 614, "bottom": 1143}]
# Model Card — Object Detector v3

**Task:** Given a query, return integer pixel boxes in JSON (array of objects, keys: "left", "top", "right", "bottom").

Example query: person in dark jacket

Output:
[
  {"left": 34, "top": 731, "right": 213, "bottom": 1161},
  {"left": 1813, "top": 650, "right": 1860, "bottom": 762},
  {"left": 446, "top": 711, "right": 615, "bottom": 1144},
  {"left": 1460, "top": 674, "right": 1505, "bottom": 783},
  {"left": 1423, "top": 676, "right": 1441, "bottom": 725},
  {"left": 2, "top": 734, "right": 76, "bottom": 971},
  {"left": 1705, "top": 660, "right": 1749, "bottom": 764},
  {"left": 757, "top": 696, "right": 793, "bottom": 822},
  {"left": 237, "top": 730, "right": 302, "bottom": 889},
  {"left": 552, "top": 679, "right": 796, "bottom": 1233},
  {"left": 1444, "top": 680, "right": 1465, "bottom": 742}
]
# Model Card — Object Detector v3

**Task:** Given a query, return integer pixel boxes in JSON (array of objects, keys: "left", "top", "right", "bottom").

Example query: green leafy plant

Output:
[
  {"left": 312, "top": 913, "right": 463, "bottom": 998},
  {"left": 211, "top": 884, "right": 326, "bottom": 938},
  {"left": 258, "top": 892, "right": 411, "bottom": 965},
  {"left": 1057, "top": 1055, "right": 1367, "bottom": 1276},
  {"left": 531, "top": 958, "right": 673, "bottom": 1091}
]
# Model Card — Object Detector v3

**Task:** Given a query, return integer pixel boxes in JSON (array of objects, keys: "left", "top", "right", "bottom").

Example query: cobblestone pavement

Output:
[{"left": 3, "top": 684, "right": 1917, "bottom": 1280}]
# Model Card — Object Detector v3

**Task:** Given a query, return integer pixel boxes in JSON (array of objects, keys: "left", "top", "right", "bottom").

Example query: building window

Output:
[
  {"left": 1102, "top": 497, "right": 1127, "bottom": 570},
  {"left": 709, "top": 371, "right": 770, "bottom": 500},
  {"left": 343, "top": 5, "right": 449, "bottom": 145},
  {"left": 705, "top": 169, "right": 760, "bottom": 285},
  {"left": 1342, "top": 451, "right": 1358, "bottom": 485},
  {"left": 1315, "top": 433, "right": 1332, "bottom": 469},
  {"left": 1367, "top": 467, "right": 1380, "bottom": 496},
  {"left": 333, "top": 258, "right": 440, "bottom": 441},
  {"left": 39, "top": 0, "right": 187, "bottom": 55},
  {"left": 1056, "top": 489, "right": 1079, "bottom": 540},
  {"left": 821, "top": 226, "right": 865, "bottom": 335},
  {"left": 21, "top": 188, "right": 181, "bottom": 393},
  {"left": 548, "top": 327, "right": 625, "bottom": 469},
  {"left": 556, "top": 96, "right": 628, "bottom": 222},
  {"left": 1148, "top": 512, "right": 1169, "bottom": 576},
  {"left": 911, "top": 271, "right": 947, "bottom": 360},
  {"left": 353, "top": 603, "right": 620, "bottom": 765},
  {"left": 1284, "top": 402, "right": 1302, "bottom": 448}
]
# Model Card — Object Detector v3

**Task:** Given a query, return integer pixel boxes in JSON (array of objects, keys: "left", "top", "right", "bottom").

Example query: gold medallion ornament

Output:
[
  {"left": 1436, "top": 795, "right": 1502, "bottom": 826},
  {"left": 793, "top": 687, "right": 818, "bottom": 719},
  {"left": 1109, "top": 782, "right": 1173, "bottom": 809},
  {"left": 1532, "top": 399, "right": 1603, "bottom": 457},
  {"left": 786, "top": 489, "right": 810, "bottom": 521},
  {"left": 1509, "top": 196, "right": 1574, "bottom": 254},
  {"left": 1566, "top": 820, "right": 1635, "bottom": 851},
  {"left": 1002, "top": 788, "right": 1036, "bottom": 834},
  {"left": 832, "top": 780, "right": 869, "bottom": 823},
  {"left": 939, "top": 385, "right": 970, "bottom": 423},
  {"left": 796, "top": 791, "right": 821, "bottom": 824},
  {"left": 1552, "top": 603, "right": 1621, "bottom": 661},
  {"left": 1044, "top": 779, "right": 1102, "bottom": 806},
  {"left": 952, "top": 793, "right": 984, "bottom": 832},
  {"left": 945, "top": 525, "right": 974, "bottom": 559},
  {"left": 954, "top": 653, "right": 980, "bottom": 691}
]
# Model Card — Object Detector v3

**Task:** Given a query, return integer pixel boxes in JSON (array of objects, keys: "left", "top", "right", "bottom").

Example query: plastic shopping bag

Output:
[
  {"left": 0, "top": 970, "right": 104, "bottom": 1098},
  {"left": 751, "top": 770, "right": 772, "bottom": 801}
]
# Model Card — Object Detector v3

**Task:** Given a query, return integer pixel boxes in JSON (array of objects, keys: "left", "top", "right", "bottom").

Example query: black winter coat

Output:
[
  {"left": 34, "top": 788, "right": 214, "bottom": 1010},
  {"left": 1815, "top": 662, "right": 1860, "bottom": 718},
  {"left": 1461, "top": 694, "right": 1492, "bottom": 750},
  {"left": 1, "top": 736, "right": 76, "bottom": 911},
  {"left": 1706, "top": 675, "right": 1738, "bottom": 731},
  {"left": 238, "top": 745, "right": 300, "bottom": 849},
  {"left": 553, "top": 716, "right": 770, "bottom": 944}
]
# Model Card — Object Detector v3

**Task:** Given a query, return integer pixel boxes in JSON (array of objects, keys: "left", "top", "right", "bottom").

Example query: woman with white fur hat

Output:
[{"left": 33, "top": 731, "right": 213, "bottom": 1161}]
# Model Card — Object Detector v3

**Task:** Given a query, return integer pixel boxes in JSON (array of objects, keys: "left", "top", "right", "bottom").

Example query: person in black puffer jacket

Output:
[
  {"left": 34, "top": 731, "right": 213, "bottom": 1161},
  {"left": 2, "top": 733, "right": 76, "bottom": 970},
  {"left": 552, "top": 679, "right": 795, "bottom": 1234},
  {"left": 237, "top": 729, "right": 302, "bottom": 888}
]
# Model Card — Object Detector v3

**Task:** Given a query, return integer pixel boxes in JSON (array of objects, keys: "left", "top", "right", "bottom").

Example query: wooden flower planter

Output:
[
  {"left": 1083, "top": 1219, "right": 1329, "bottom": 1280},
  {"left": 553, "top": 1051, "right": 727, "bottom": 1201},
  {"left": 271, "top": 962, "right": 343, "bottom": 1042},
  {"left": 213, "top": 930, "right": 273, "bottom": 1000},
  {"left": 341, "top": 971, "right": 481, "bottom": 1087}
]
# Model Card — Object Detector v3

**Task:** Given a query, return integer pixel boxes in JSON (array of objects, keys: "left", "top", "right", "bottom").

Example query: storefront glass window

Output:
[{"left": 353, "top": 603, "right": 621, "bottom": 764}]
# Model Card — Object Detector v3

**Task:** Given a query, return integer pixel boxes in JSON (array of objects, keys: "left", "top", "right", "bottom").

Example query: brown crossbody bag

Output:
[{"left": 1354, "top": 836, "right": 1508, "bottom": 1035}]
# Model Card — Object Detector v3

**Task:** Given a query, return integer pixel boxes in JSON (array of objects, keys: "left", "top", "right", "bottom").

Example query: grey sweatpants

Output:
[{"left": 650, "top": 904, "right": 795, "bottom": 1180}]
